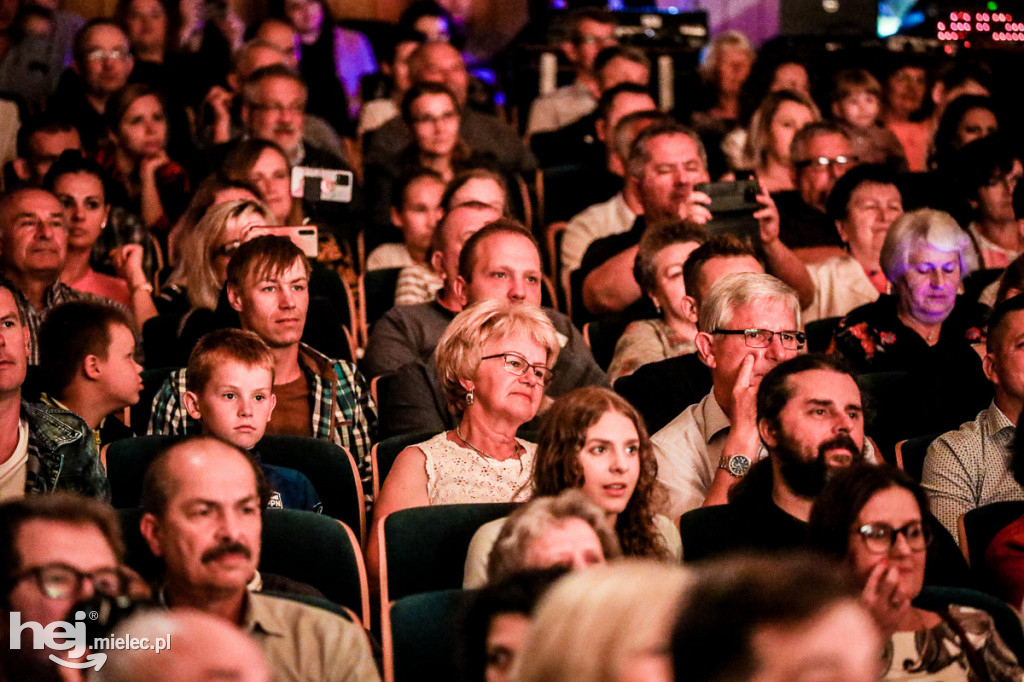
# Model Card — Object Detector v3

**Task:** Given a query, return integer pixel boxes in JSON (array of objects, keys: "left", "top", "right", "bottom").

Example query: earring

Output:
[{"left": 465, "top": 391, "right": 474, "bottom": 406}]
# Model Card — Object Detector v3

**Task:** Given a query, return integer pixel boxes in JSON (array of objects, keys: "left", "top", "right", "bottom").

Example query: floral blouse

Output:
[{"left": 828, "top": 294, "right": 987, "bottom": 375}]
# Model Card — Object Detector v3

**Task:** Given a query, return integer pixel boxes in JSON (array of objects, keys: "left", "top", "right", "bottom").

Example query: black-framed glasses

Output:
[
  {"left": 16, "top": 563, "right": 128, "bottom": 600},
  {"left": 481, "top": 352, "right": 554, "bottom": 386},
  {"left": 711, "top": 328, "right": 806, "bottom": 350},
  {"left": 852, "top": 521, "right": 932, "bottom": 554},
  {"left": 794, "top": 155, "right": 859, "bottom": 171}
]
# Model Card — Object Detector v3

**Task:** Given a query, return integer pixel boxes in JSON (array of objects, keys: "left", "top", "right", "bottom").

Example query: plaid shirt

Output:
[
  {"left": 10, "top": 281, "right": 98, "bottom": 365},
  {"left": 147, "top": 344, "right": 377, "bottom": 495}
]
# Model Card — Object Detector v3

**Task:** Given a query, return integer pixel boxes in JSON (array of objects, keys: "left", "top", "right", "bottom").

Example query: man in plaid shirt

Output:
[{"left": 147, "top": 236, "right": 376, "bottom": 494}]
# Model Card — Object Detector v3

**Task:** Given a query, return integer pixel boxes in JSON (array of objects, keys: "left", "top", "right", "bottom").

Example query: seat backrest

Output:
[
  {"left": 384, "top": 589, "right": 476, "bottom": 682},
  {"left": 583, "top": 317, "right": 632, "bottom": 371},
  {"left": 963, "top": 501, "right": 1024, "bottom": 570},
  {"left": 804, "top": 316, "right": 842, "bottom": 352},
  {"left": 118, "top": 507, "right": 371, "bottom": 626},
  {"left": 372, "top": 431, "right": 440, "bottom": 498},
  {"left": 613, "top": 353, "right": 712, "bottom": 434},
  {"left": 380, "top": 503, "right": 519, "bottom": 604},
  {"left": 914, "top": 585, "right": 1024, "bottom": 663},
  {"left": 894, "top": 432, "right": 942, "bottom": 482},
  {"left": 362, "top": 267, "right": 403, "bottom": 332},
  {"left": 107, "top": 435, "right": 366, "bottom": 541}
]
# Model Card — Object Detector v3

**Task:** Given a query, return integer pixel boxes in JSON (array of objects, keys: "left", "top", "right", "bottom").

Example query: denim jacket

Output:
[{"left": 23, "top": 401, "right": 110, "bottom": 500}]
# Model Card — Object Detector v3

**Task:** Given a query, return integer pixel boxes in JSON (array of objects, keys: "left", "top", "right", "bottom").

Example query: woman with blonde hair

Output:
[
  {"left": 367, "top": 300, "right": 561, "bottom": 587},
  {"left": 512, "top": 561, "right": 691, "bottom": 682},
  {"left": 740, "top": 89, "right": 821, "bottom": 191}
]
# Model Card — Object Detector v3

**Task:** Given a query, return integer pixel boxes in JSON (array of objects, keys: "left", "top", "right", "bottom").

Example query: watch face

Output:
[{"left": 728, "top": 455, "right": 751, "bottom": 476}]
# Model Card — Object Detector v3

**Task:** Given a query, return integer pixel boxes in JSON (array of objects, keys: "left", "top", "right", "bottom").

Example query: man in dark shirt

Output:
[{"left": 679, "top": 354, "right": 866, "bottom": 560}]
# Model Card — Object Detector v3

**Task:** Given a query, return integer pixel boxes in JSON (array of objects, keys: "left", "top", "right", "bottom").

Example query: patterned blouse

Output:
[{"left": 419, "top": 432, "right": 536, "bottom": 505}]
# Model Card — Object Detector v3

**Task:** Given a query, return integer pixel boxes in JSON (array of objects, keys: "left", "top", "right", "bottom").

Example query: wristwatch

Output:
[{"left": 718, "top": 454, "right": 751, "bottom": 478}]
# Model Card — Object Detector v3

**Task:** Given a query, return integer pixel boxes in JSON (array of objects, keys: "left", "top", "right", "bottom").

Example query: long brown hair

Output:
[{"left": 533, "top": 387, "right": 669, "bottom": 559}]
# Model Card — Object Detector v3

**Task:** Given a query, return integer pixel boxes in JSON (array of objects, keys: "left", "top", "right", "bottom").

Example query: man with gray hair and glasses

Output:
[{"left": 651, "top": 272, "right": 804, "bottom": 517}]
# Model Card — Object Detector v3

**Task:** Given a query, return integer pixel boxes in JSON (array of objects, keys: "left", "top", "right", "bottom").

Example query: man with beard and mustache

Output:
[
  {"left": 139, "top": 436, "right": 380, "bottom": 682},
  {"left": 678, "top": 354, "right": 870, "bottom": 561}
]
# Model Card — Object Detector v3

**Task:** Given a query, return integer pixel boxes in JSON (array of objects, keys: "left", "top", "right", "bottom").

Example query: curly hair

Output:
[{"left": 533, "top": 387, "right": 669, "bottom": 559}]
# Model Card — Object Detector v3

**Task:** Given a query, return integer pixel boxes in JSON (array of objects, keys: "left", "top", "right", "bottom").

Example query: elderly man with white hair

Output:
[{"left": 651, "top": 272, "right": 804, "bottom": 517}]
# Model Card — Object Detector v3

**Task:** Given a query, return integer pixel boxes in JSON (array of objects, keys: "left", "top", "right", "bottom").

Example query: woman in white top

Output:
[
  {"left": 367, "top": 300, "right": 560, "bottom": 584},
  {"left": 803, "top": 164, "right": 903, "bottom": 323},
  {"left": 464, "top": 386, "right": 682, "bottom": 587}
]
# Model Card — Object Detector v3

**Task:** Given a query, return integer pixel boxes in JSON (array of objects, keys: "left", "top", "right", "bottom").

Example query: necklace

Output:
[{"left": 455, "top": 425, "right": 523, "bottom": 463}]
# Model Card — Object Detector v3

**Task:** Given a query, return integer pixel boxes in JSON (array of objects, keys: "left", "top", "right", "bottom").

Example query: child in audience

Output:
[
  {"left": 830, "top": 68, "right": 907, "bottom": 170},
  {"left": 366, "top": 166, "right": 446, "bottom": 271},
  {"left": 181, "top": 328, "right": 322, "bottom": 512}
]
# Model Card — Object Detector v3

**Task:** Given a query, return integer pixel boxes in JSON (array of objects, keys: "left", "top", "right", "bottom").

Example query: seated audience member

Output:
[
  {"left": 147, "top": 236, "right": 376, "bottom": 485},
  {"left": 559, "top": 105, "right": 662, "bottom": 289},
  {"left": 678, "top": 354, "right": 869, "bottom": 560},
  {"left": 613, "top": 235, "right": 766, "bottom": 432},
  {"left": 672, "top": 554, "right": 882, "bottom": 682},
  {"left": 578, "top": 121, "right": 711, "bottom": 316},
  {"left": 458, "top": 568, "right": 565, "bottom": 682},
  {"left": 955, "top": 136, "right": 1022, "bottom": 269},
  {"left": 0, "top": 280, "right": 107, "bottom": 500},
  {"left": 391, "top": 201, "right": 498, "bottom": 308},
  {"left": 514, "top": 561, "right": 691, "bottom": 682},
  {"left": 366, "top": 167, "right": 445, "bottom": 271},
  {"left": 238, "top": 64, "right": 348, "bottom": 169},
  {"left": 0, "top": 187, "right": 124, "bottom": 365},
  {"left": 11, "top": 115, "right": 82, "bottom": 188},
  {"left": 921, "top": 295, "right": 1024, "bottom": 539},
  {"left": 773, "top": 121, "right": 856, "bottom": 251},
  {"left": 880, "top": 55, "right": 931, "bottom": 171},
  {"left": 802, "top": 163, "right": 903, "bottom": 323},
  {"left": 0, "top": 493, "right": 145, "bottom": 677},
  {"left": 45, "top": 152, "right": 158, "bottom": 321},
  {"left": 221, "top": 139, "right": 303, "bottom": 225},
  {"left": 525, "top": 8, "right": 616, "bottom": 136},
  {"left": 928, "top": 94, "right": 999, "bottom": 172},
  {"left": 357, "top": 30, "right": 423, "bottom": 139},
  {"left": 809, "top": 463, "right": 1023, "bottom": 678},
  {"left": 690, "top": 30, "right": 754, "bottom": 136},
  {"left": 365, "top": 300, "right": 560, "bottom": 583},
  {"left": 828, "top": 208, "right": 986, "bottom": 375},
  {"left": 365, "top": 82, "right": 478, "bottom": 229},
  {"left": 651, "top": 273, "right": 803, "bottom": 517},
  {"left": 164, "top": 174, "right": 261, "bottom": 269},
  {"left": 93, "top": 609, "right": 271, "bottom": 682},
  {"left": 365, "top": 42, "right": 536, "bottom": 178},
  {"left": 181, "top": 329, "right": 322, "bottom": 512},
  {"left": 441, "top": 167, "right": 509, "bottom": 214},
  {"left": 828, "top": 68, "right": 907, "bottom": 169},
  {"left": 37, "top": 301, "right": 141, "bottom": 447},
  {"left": 608, "top": 222, "right": 707, "bottom": 381},
  {"left": 464, "top": 387, "right": 679, "bottom": 587},
  {"left": 487, "top": 490, "right": 621, "bottom": 582},
  {"left": 98, "top": 83, "right": 190, "bottom": 234},
  {"left": 372, "top": 223, "right": 607, "bottom": 437},
  {"left": 138, "top": 437, "right": 380, "bottom": 681},
  {"left": 727, "top": 89, "right": 820, "bottom": 192},
  {"left": 52, "top": 19, "right": 135, "bottom": 153},
  {"left": 277, "top": 0, "right": 375, "bottom": 125},
  {"left": 161, "top": 199, "right": 276, "bottom": 317},
  {"left": 529, "top": 44, "right": 651, "bottom": 170}
]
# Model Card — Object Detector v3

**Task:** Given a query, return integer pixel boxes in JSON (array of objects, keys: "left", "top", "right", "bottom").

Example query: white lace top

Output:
[{"left": 419, "top": 432, "right": 536, "bottom": 505}]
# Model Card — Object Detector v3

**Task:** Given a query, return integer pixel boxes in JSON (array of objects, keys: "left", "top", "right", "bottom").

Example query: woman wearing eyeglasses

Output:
[
  {"left": 809, "top": 463, "right": 1023, "bottom": 679},
  {"left": 828, "top": 208, "right": 987, "bottom": 374},
  {"left": 367, "top": 300, "right": 560, "bottom": 590}
]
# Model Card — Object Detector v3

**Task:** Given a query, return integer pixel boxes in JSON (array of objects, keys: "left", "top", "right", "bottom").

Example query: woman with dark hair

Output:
[
  {"left": 463, "top": 386, "right": 680, "bottom": 587},
  {"left": 44, "top": 152, "right": 158, "bottom": 323},
  {"left": 809, "top": 463, "right": 1021, "bottom": 679},
  {"left": 928, "top": 94, "right": 999, "bottom": 172},
  {"left": 221, "top": 138, "right": 302, "bottom": 226},
  {"left": 98, "top": 83, "right": 190, "bottom": 237}
]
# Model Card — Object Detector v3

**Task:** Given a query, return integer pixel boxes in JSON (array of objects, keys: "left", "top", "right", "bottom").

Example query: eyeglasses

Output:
[
  {"left": 85, "top": 48, "right": 131, "bottom": 62},
  {"left": 711, "top": 328, "right": 806, "bottom": 350},
  {"left": 16, "top": 563, "right": 128, "bottom": 600},
  {"left": 794, "top": 155, "right": 858, "bottom": 171},
  {"left": 481, "top": 352, "right": 554, "bottom": 386},
  {"left": 212, "top": 240, "right": 243, "bottom": 260},
  {"left": 852, "top": 521, "right": 932, "bottom": 554},
  {"left": 574, "top": 34, "right": 617, "bottom": 46}
]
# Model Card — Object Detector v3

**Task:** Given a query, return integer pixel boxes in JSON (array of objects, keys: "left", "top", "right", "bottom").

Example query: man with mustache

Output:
[
  {"left": 139, "top": 436, "right": 380, "bottom": 681},
  {"left": 678, "top": 354, "right": 868, "bottom": 561}
]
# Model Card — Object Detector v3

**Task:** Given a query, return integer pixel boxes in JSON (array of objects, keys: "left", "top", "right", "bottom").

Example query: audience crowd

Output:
[{"left": 1, "top": 2, "right": 1024, "bottom": 680}]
